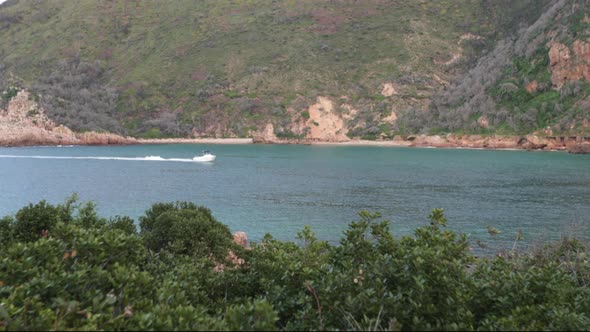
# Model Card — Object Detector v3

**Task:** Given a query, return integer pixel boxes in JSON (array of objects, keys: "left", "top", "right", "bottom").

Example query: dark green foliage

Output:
[
  {"left": 0, "top": 85, "right": 18, "bottom": 103},
  {"left": 225, "top": 299, "right": 279, "bottom": 331},
  {"left": 141, "top": 128, "right": 163, "bottom": 139},
  {"left": 12, "top": 200, "right": 62, "bottom": 242},
  {"left": 0, "top": 227, "right": 150, "bottom": 330},
  {"left": 275, "top": 130, "right": 305, "bottom": 140},
  {"left": 0, "top": 216, "right": 13, "bottom": 249},
  {"left": 74, "top": 201, "right": 106, "bottom": 229},
  {"left": 1, "top": 198, "right": 589, "bottom": 330},
  {"left": 295, "top": 210, "right": 475, "bottom": 330},
  {"left": 471, "top": 259, "right": 590, "bottom": 330},
  {"left": 139, "top": 202, "right": 234, "bottom": 260},
  {"left": 107, "top": 216, "right": 137, "bottom": 235}
]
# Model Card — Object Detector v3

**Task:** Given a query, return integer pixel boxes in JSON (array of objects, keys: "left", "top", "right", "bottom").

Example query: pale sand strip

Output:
[
  {"left": 134, "top": 138, "right": 559, "bottom": 151},
  {"left": 136, "top": 138, "right": 412, "bottom": 147},
  {"left": 310, "top": 140, "right": 412, "bottom": 147},
  {"left": 310, "top": 140, "right": 521, "bottom": 150},
  {"left": 137, "top": 138, "right": 253, "bottom": 144},
  {"left": 310, "top": 140, "right": 541, "bottom": 151}
]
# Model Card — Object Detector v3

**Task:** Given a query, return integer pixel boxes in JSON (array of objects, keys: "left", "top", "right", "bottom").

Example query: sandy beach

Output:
[
  {"left": 309, "top": 140, "right": 412, "bottom": 147},
  {"left": 137, "top": 138, "right": 254, "bottom": 145}
]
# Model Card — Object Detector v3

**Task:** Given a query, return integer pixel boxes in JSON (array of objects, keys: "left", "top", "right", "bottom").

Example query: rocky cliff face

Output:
[
  {"left": 1, "top": 90, "right": 54, "bottom": 128},
  {"left": 0, "top": 90, "right": 135, "bottom": 146},
  {"left": 549, "top": 40, "right": 590, "bottom": 89},
  {"left": 301, "top": 97, "right": 349, "bottom": 142}
]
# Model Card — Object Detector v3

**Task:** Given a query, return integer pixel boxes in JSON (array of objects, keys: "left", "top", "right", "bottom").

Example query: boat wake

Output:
[{"left": 0, "top": 155, "right": 213, "bottom": 163}]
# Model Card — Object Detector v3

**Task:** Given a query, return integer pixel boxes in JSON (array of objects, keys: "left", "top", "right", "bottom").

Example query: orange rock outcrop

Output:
[{"left": 549, "top": 40, "right": 590, "bottom": 89}]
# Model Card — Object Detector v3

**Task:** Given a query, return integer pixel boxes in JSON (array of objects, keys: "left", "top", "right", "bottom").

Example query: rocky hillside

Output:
[
  {"left": 404, "top": 0, "right": 590, "bottom": 136},
  {"left": 3, "top": 0, "right": 586, "bottom": 140}
]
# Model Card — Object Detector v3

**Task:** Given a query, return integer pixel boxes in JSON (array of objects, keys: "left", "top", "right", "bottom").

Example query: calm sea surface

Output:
[{"left": 0, "top": 144, "right": 589, "bottom": 250}]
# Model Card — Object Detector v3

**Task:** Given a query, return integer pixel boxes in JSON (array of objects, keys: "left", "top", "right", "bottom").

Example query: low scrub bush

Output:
[
  {"left": 0, "top": 199, "right": 588, "bottom": 330},
  {"left": 33, "top": 60, "right": 122, "bottom": 134}
]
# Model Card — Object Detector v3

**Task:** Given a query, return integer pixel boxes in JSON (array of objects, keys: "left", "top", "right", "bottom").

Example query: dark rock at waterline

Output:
[{"left": 567, "top": 143, "right": 590, "bottom": 154}]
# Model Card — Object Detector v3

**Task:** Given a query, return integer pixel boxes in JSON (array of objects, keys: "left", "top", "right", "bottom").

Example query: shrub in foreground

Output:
[{"left": 0, "top": 199, "right": 588, "bottom": 331}]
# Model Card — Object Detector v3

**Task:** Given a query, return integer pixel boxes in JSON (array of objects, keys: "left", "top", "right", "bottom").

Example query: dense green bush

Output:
[
  {"left": 0, "top": 199, "right": 589, "bottom": 331},
  {"left": 0, "top": 216, "right": 13, "bottom": 250},
  {"left": 139, "top": 202, "right": 235, "bottom": 261},
  {"left": 107, "top": 215, "right": 137, "bottom": 235},
  {"left": 12, "top": 200, "right": 62, "bottom": 242}
]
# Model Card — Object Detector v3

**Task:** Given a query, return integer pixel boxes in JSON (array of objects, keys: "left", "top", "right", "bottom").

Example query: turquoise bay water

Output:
[{"left": 0, "top": 144, "right": 589, "bottom": 250}]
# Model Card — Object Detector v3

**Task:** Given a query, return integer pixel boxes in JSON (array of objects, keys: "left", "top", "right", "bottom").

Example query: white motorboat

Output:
[{"left": 193, "top": 150, "right": 216, "bottom": 162}]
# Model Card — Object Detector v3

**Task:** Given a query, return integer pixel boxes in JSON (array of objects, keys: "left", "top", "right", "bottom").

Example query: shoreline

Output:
[
  {"left": 252, "top": 135, "right": 590, "bottom": 154},
  {"left": 137, "top": 138, "right": 254, "bottom": 145},
  {"left": 4, "top": 90, "right": 587, "bottom": 153},
  {"left": 2, "top": 136, "right": 589, "bottom": 154},
  {"left": 310, "top": 140, "right": 527, "bottom": 151}
]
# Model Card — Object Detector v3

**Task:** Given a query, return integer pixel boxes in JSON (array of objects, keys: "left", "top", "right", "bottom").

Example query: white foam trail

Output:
[{"left": 0, "top": 155, "right": 210, "bottom": 163}]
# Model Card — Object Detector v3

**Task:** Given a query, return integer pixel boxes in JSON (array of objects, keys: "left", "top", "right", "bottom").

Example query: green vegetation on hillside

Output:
[
  {"left": 1, "top": 197, "right": 589, "bottom": 330},
  {"left": 404, "top": 0, "right": 590, "bottom": 136},
  {"left": 0, "top": 0, "right": 558, "bottom": 137}
]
